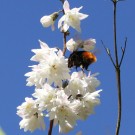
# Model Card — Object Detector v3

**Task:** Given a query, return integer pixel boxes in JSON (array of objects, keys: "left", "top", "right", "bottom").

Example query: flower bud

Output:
[{"left": 40, "top": 12, "right": 59, "bottom": 31}]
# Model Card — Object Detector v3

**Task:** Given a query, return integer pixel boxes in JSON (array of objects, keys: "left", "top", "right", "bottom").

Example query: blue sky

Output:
[{"left": 0, "top": 0, "right": 135, "bottom": 135}]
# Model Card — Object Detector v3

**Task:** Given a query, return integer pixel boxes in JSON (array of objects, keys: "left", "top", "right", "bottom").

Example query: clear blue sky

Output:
[{"left": 0, "top": 0, "right": 134, "bottom": 135}]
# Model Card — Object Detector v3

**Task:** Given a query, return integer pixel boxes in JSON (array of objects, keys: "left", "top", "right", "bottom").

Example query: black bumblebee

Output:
[{"left": 68, "top": 51, "right": 97, "bottom": 70}]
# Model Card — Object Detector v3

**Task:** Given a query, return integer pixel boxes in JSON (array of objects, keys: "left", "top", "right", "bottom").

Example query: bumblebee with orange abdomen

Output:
[{"left": 68, "top": 51, "right": 97, "bottom": 70}]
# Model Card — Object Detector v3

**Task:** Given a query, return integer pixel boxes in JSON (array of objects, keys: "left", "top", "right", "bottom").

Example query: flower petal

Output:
[
  {"left": 51, "top": 23, "right": 55, "bottom": 31},
  {"left": 72, "top": 6, "right": 83, "bottom": 12},
  {"left": 63, "top": 0, "right": 70, "bottom": 13},
  {"left": 38, "top": 40, "right": 49, "bottom": 49},
  {"left": 69, "top": 19, "right": 81, "bottom": 32},
  {"left": 78, "top": 13, "right": 88, "bottom": 20}
]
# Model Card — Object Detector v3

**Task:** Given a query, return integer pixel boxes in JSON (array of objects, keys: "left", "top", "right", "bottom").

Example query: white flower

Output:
[
  {"left": 66, "top": 38, "right": 96, "bottom": 52},
  {"left": 17, "top": 97, "right": 38, "bottom": 118},
  {"left": 58, "top": 0, "right": 88, "bottom": 32},
  {"left": 48, "top": 90, "right": 79, "bottom": 133},
  {"left": 43, "top": 50, "right": 70, "bottom": 87},
  {"left": 30, "top": 40, "right": 57, "bottom": 62},
  {"left": 40, "top": 12, "right": 59, "bottom": 31},
  {"left": 84, "top": 73, "right": 101, "bottom": 93},
  {"left": 25, "top": 50, "right": 70, "bottom": 88},
  {"left": 65, "top": 71, "right": 87, "bottom": 98},
  {"left": 32, "top": 83, "right": 56, "bottom": 111},
  {"left": 19, "top": 113, "right": 45, "bottom": 132},
  {"left": 25, "top": 65, "right": 45, "bottom": 88},
  {"left": 17, "top": 97, "right": 45, "bottom": 132},
  {"left": 66, "top": 38, "right": 80, "bottom": 52},
  {"left": 74, "top": 90, "right": 102, "bottom": 120},
  {"left": 65, "top": 71, "right": 101, "bottom": 99}
]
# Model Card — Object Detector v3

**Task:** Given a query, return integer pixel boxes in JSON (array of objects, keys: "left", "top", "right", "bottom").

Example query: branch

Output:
[
  {"left": 112, "top": 1, "right": 122, "bottom": 135},
  {"left": 101, "top": 40, "right": 116, "bottom": 68},
  {"left": 104, "top": 1, "right": 126, "bottom": 135},
  {"left": 119, "top": 37, "right": 127, "bottom": 67}
]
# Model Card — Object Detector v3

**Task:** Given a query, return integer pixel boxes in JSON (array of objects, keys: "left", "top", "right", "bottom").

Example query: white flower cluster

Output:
[
  {"left": 40, "top": 0, "right": 88, "bottom": 32},
  {"left": 17, "top": 0, "right": 102, "bottom": 134},
  {"left": 25, "top": 40, "right": 70, "bottom": 88},
  {"left": 17, "top": 41, "right": 101, "bottom": 132}
]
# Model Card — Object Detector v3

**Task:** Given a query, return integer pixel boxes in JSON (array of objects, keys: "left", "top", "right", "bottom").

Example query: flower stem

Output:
[
  {"left": 48, "top": 120, "right": 54, "bottom": 135},
  {"left": 60, "top": 0, "right": 68, "bottom": 56},
  {"left": 63, "top": 32, "right": 67, "bottom": 56}
]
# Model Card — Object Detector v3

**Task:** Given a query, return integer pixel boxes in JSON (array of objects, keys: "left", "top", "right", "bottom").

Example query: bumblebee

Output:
[{"left": 68, "top": 51, "right": 97, "bottom": 70}]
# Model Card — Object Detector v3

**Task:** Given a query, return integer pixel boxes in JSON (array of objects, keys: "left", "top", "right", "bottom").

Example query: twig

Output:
[
  {"left": 119, "top": 38, "right": 127, "bottom": 67},
  {"left": 113, "top": 1, "right": 119, "bottom": 67},
  {"left": 101, "top": 40, "right": 116, "bottom": 68}
]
